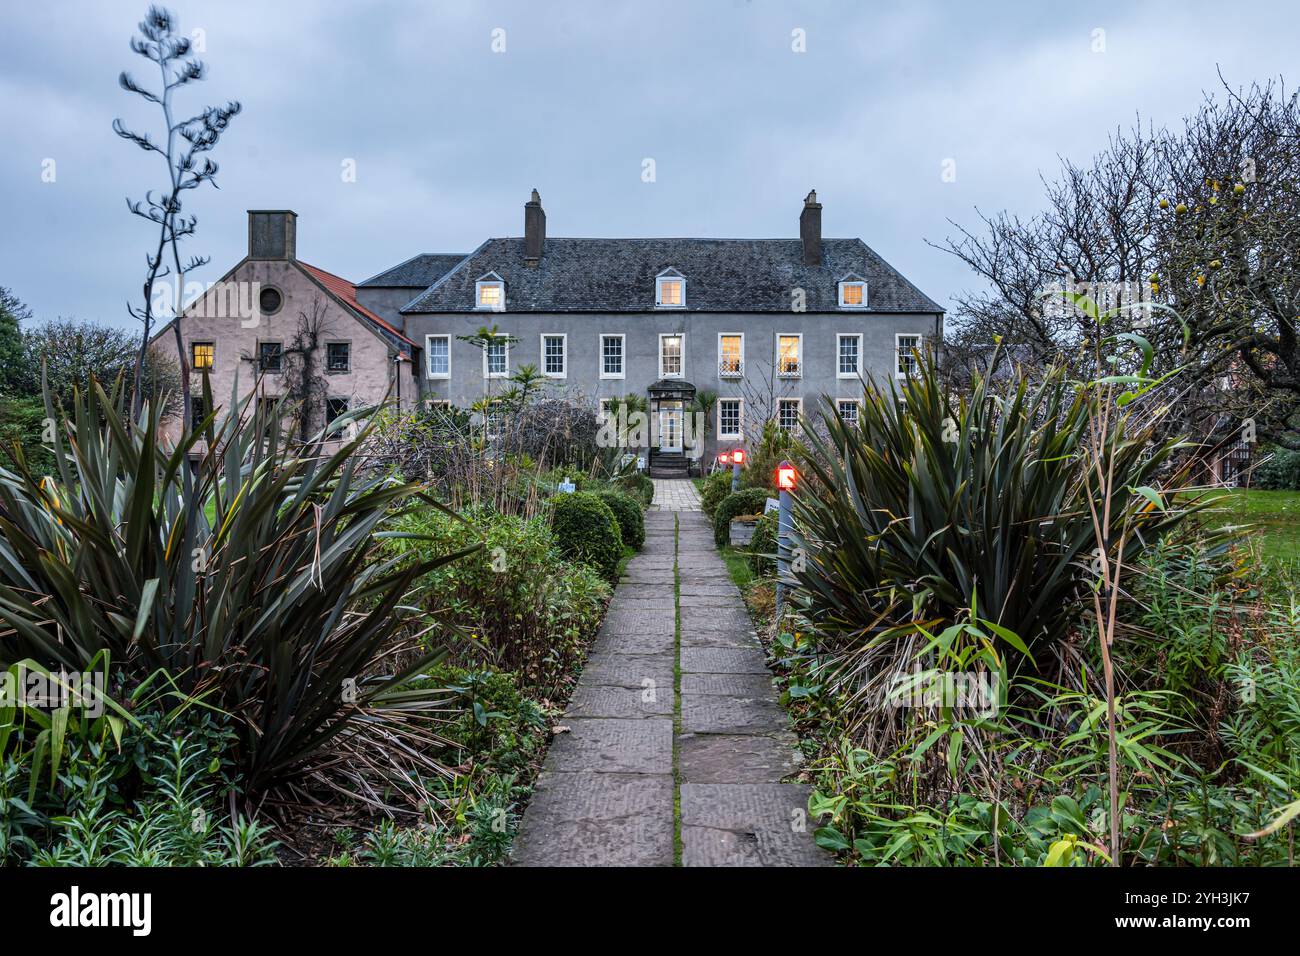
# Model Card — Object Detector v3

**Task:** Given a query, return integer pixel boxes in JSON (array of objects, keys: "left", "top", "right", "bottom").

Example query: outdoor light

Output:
[
  {"left": 719, "top": 452, "right": 731, "bottom": 464},
  {"left": 777, "top": 464, "right": 797, "bottom": 491},
  {"left": 732, "top": 448, "right": 745, "bottom": 465}
]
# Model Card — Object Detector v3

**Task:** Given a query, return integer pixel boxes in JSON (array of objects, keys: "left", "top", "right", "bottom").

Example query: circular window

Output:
[{"left": 259, "top": 286, "right": 283, "bottom": 315}]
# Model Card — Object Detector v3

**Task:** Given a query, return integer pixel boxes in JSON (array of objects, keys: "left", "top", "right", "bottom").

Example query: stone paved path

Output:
[
  {"left": 512, "top": 480, "right": 828, "bottom": 867},
  {"left": 650, "top": 477, "right": 701, "bottom": 511}
]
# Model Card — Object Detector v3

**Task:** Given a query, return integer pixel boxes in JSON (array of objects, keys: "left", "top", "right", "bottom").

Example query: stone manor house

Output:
[{"left": 159, "top": 190, "right": 944, "bottom": 473}]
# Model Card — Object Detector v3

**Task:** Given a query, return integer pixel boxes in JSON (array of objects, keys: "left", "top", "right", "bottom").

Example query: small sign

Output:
[
  {"left": 558, "top": 480, "right": 576, "bottom": 494},
  {"left": 764, "top": 497, "right": 779, "bottom": 514}
]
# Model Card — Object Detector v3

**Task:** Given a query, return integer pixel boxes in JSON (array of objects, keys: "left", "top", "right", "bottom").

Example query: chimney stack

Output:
[
  {"left": 799, "top": 190, "right": 822, "bottom": 267},
  {"left": 524, "top": 189, "right": 546, "bottom": 265},
  {"left": 248, "top": 210, "right": 297, "bottom": 260}
]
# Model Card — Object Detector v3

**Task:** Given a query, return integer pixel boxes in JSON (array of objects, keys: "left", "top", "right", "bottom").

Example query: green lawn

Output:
[{"left": 1199, "top": 488, "right": 1300, "bottom": 565}]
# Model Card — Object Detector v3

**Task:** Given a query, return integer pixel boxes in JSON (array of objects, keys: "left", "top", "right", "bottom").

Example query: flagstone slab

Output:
[
  {"left": 681, "top": 646, "right": 770, "bottom": 674},
  {"left": 681, "top": 673, "right": 778, "bottom": 697},
  {"left": 580, "top": 653, "right": 675, "bottom": 689},
  {"left": 678, "top": 732, "right": 802, "bottom": 783},
  {"left": 681, "top": 694, "right": 790, "bottom": 735},
  {"left": 512, "top": 772, "right": 675, "bottom": 867},
  {"left": 543, "top": 717, "right": 674, "bottom": 775},
  {"left": 591, "top": 628, "right": 675, "bottom": 657},
  {"left": 567, "top": 683, "right": 674, "bottom": 719},
  {"left": 680, "top": 784, "right": 831, "bottom": 867}
]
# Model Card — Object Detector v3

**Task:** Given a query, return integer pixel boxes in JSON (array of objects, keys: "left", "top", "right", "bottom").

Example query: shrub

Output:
[
  {"left": 596, "top": 489, "right": 645, "bottom": 550},
  {"left": 740, "top": 420, "right": 793, "bottom": 492},
  {"left": 1, "top": 688, "right": 278, "bottom": 866},
  {"left": 699, "top": 468, "right": 733, "bottom": 517},
  {"left": 793, "top": 352, "right": 1201, "bottom": 674},
  {"left": 748, "top": 511, "right": 778, "bottom": 576},
  {"left": 389, "top": 507, "right": 610, "bottom": 685},
  {"left": 713, "top": 488, "right": 772, "bottom": 548},
  {"left": 1254, "top": 446, "right": 1300, "bottom": 490},
  {"left": 614, "top": 471, "right": 655, "bottom": 507},
  {"left": 551, "top": 492, "right": 624, "bottom": 582},
  {"left": 0, "top": 379, "right": 465, "bottom": 802}
]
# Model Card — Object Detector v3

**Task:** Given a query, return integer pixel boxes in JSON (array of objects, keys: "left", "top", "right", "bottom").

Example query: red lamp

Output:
[
  {"left": 732, "top": 448, "right": 745, "bottom": 465},
  {"left": 776, "top": 464, "right": 797, "bottom": 491},
  {"left": 719, "top": 452, "right": 731, "bottom": 464}
]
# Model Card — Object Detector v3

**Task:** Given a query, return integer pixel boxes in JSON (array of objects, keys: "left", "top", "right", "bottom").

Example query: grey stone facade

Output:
[{"left": 354, "top": 190, "right": 944, "bottom": 461}]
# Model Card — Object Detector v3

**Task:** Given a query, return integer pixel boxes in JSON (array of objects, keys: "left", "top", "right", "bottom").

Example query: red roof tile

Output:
[{"left": 299, "top": 261, "right": 416, "bottom": 356}]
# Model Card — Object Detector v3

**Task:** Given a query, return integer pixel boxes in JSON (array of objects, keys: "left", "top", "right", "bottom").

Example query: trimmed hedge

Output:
[
  {"left": 699, "top": 469, "right": 734, "bottom": 517},
  {"left": 552, "top": 491, "right": 624, "bottom": 582},
  {"left": 748, "top": 511, "right": 778, "bottom": 576},
  {"left": 712, "top": 488, "right": 772, "bottom": 548},
  {"left": 596, "top": 489, "right": 645, "bottom": 551}
]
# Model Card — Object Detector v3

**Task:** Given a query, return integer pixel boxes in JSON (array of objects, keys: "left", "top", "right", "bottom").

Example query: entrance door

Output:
[{"left": 659, "top": 407, "right": 683, "bottom": 452}]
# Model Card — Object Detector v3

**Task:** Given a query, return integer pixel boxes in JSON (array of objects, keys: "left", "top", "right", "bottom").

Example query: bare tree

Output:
[
  {"left": 115, "top": 5, "right": 240, "bottom": 426},
  {"left": 936, "top": 77, "right": 1300, "bottom": 449}
]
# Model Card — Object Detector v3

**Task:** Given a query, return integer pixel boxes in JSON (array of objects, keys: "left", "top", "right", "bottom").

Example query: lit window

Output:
[
  {"left": 719, "top": 334, "right": 743, "bottom": 377},
  {"left": 897, "top": 334, "right": 922, "bottom": 378},
  {"left": 542, "top": 334, "right": 566, "bottom": 377},
  {"left": 837, "top": 334, "right": 861, "bottom": 377},
  {"left": 191, "top": 341, "right": 214, "bottom": 370},
  {"left": 485, "top": 336, "right": 508, "bottom": 377},
  {"left": 426, "top": 335, "right": 450, "bottom": 378},
  {"left": 777, "top": 398, "right": 801, "bottom": 432},
  {"left": 660, "top": 334, "right": 683, "bottom": 377},
  {"left": 601, "top": 334, "right": 625, "bottom": 378},
  {"left": 837, "top": 399, "right": 860, "bottom": 426},
  {"left": 778, "top": 334, "right": 802, "bottom": 377},
  {"left": 839, "top": 281, "right": 867, "bottom": 308},
  {"left": 258, "top": 341, "right": 283, "bottom": 373},
  {"left": 327, "top": 342, "right": 350, "bottom": 372},
  {"left": 656, "top": 273, "right": 685, "bottom": 308},
  {"left": 476, "top": 278, "right": 504, "bottom": 310},
  {"left": 718, "top": 398, "right": 742, "bottom": 439}
]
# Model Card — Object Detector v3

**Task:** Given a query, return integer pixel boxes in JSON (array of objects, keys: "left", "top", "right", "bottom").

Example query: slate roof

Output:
[
  {"left": 358, "top": 252, "right": 468, "bottom": 288},
  {"left": 401, "top": 238, "right": 943, "bottom": 314}
]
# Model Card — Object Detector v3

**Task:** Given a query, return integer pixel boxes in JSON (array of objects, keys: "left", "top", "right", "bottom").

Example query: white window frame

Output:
[
  {"left": 776, "top": 397, "right": 802, "bottom": 433},
  {"left": 540, "top": 333, "right": 567, "bottom": 378},
  {"left": 776, "top": 332, "right": 803, "bottom": 379},
  {"left": 600, "top": 333, "right": 626, "bottom": 380},
  {"left": 483, "top": 334, "right": 510, "bottom": 378},
  {"left": 838, "top": 280, "right": 868, "bottom": 309},
  {"left": 896, "top": 333, "right": 922, "bottom": 379},
  {"left": 659, "top": 332, "right": 685, "bottom": 379},
  {"left": 425, "top": 334, "right": 451, "bottom": 379},
  {"left": 836, "top": 397, "right": 862, "bottom": 426},
  {"left": 718, "top": 332, "right": 744, "bottom": 378},
  {"left": 475, "top": 277, "right": 505, "bottom": 311},
  {"left": 655, "top": 272, "right": 686, "bottom": 309},
  {"left": 717, "top": 397, "right": 744, "bottom": 440},
  {"left": 836, "top": 333, "right": 862, "bottom": 379}
]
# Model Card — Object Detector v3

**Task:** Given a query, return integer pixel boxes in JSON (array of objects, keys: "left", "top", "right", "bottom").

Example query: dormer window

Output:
[
  {"left": 476, "top": 273, "right": 505, "bottom": 311},
  {"left": 655, "top": 270, "right": 685, "bottom": 308},
  {"left": 838, "top": 276, "right": 868, "bottom": 309}
]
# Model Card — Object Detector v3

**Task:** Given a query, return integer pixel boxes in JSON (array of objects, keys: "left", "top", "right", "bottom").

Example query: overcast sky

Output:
[{"left": 2, "top": 0, "right": 1296, "bottom": 329}]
